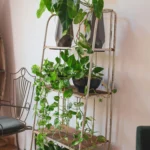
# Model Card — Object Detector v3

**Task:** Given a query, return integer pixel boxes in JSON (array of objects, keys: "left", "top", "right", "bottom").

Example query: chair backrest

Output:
[{"left": 9, "top": 68, "right": 35, "bottom": 122}]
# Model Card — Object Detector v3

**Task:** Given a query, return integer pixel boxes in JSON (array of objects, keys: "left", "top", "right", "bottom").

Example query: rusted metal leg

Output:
[{"left": 35, "top": 133, "right": 37, "bottom": 150}]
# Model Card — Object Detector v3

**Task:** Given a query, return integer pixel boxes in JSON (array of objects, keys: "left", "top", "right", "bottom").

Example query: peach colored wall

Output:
[{"left": 0, "top": 0, "right": 150, "bottom": 150}]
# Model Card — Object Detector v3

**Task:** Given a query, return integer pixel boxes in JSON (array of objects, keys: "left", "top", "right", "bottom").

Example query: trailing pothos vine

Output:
[{"left": 32, "top": 0, "right": 106, "bottom": 149}]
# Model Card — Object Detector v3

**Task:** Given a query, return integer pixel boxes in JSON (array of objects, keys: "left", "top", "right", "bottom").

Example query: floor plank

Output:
[{"left": 0, "top": 136, "right": 17, "bottom": 150}]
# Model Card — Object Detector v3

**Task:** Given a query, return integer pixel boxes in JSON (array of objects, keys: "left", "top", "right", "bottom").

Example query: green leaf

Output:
[
  {"left": 84, "top": 19, "right": 91, "bottom": 33},
  {"left": 87, "top": 48, "right": 93, "bottom": 54},
  {"left": 46, "top": 116, "right": 51, "bottom": 120},
  {"left": 76, "top": 47, "right": 85, "bottom": 57},
  {"left": 67, "top": 55, "right": 76, "bottom": 67},
  {"left": 75, "top": 72, "right": 85, "bottom": 79},
  {"left": 46, "top": 123, "right": 52, "bottom": 129},
  {"left": 67, "top": 0, "right": 79, "bottom": 19},
  {"left": 112, "top": 89, "right": 117, "bottom": 93},
  {"left": 63, "top": 89, "right": 73, "bottom": 98},
  {"left": 72, "top": 138, "right": 83, "bottom": 146},
  {"left": 97, "top": 135, "right": 106, "bottom": 142},
  {"left": 64, "top": 67, "right": 73, "bottom": 75},
  {"left": 54, "top": 118, "right": 59, "bottom": 126},
  {"left": 69, "top": 110, "right": 77, "bottom": 115},
  {"left": 74, "top": 9, "right": 86, "bottom": 24},
  {"left": 63, "top": 79, "right": 70, "bottom": 87},
  {"left": 43, "top": 59, "right": 54, "bottom": 68},
  {"left": 54, "top": 96, "right": 60, "bottom": 101},
  {"left": 48, "top": 102, "right": 58, "bottom": 111},
  {"left": 35, "top": 96, "right": 40, "bottom": 102},
  {"left": 38, "top": 120, "right": 47, "bottom": 126},
  {"left": 93, "top": 67, "right": 104, "bottom": 73},
  {"left": 36, "top": 0, "right": 46, "bottom": 18},
  {"left": 60, "top": 51, "right": 69, "bottom": 62},
  {"left": 84, "top": 86, "right": 88, "bottom": 95},
  {"left": 92, "top": 0, "right": 104, "bottom": 19},
  {"left": 55, "top": 57, "right": 61, "bottom": 64},
  {"left": 78, "top": 40, "right": 91, "bottom": 49},
  {"left": 53, "top": 111, "right": 59, "bottom": 116},
  {"left": 32, "top": 65, "right": 41, "bottom": 76},
  {"left": 80, "top": 56, "right": 89, "bottom": 65},
  {"left": 76, "top": 112, "right": 82, "bottom": 120},
  {"left": 50, "top": 71, "right": 57, "bottom": 81},
  {"left": 74, "top": 102, "right": 84, "bottom": 107},
  {"left": 56, "top": 0, "right": 73, "bottom": 32},
  {"left": 59, "top": 80, "right": 65, "bottom": 89},
  {"left": 43, "top": 0, "right": 52, "bottom": 11}
]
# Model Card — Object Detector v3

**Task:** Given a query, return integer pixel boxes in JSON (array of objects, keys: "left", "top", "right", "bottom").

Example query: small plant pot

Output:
[{"left": 72, "top": 77, "right": 102, "bottom": 93}]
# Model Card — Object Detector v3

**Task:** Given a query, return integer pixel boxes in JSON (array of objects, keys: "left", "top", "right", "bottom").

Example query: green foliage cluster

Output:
[
  {"left": 33, "top": 0, "right": 106, "bottom": 149},
  {"left": 32, "top": 48, "right": 104, "bottom": 149},
  {"left": 37, "top": 0, "right": 104, "bottom": 33}
]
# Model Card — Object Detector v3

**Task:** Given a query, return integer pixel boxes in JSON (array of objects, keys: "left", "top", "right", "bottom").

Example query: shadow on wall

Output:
[
  {"left": 0, "top": 0, "right": 15, "bottom": 116},
  {"left": 111, "top": 16, "right": 150, "bottom": 150}
]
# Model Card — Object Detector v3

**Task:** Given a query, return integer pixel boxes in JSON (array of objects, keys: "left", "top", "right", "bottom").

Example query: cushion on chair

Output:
[
  {"left": 136, "top": 126, "right": 150, "bottom": 150},
  {"left": 0, "top": 116, "right": 26, "bottom": 136}
]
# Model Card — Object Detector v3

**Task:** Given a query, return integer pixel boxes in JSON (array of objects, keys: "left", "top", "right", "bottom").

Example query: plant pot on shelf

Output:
[{"left": 72, "top": 77, "right": 102, "bottom": 93}]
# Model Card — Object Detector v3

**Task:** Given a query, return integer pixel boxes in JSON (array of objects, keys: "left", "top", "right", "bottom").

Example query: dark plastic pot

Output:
[{"left": 72, "top": 77, "right": 102, "bottom": 93}]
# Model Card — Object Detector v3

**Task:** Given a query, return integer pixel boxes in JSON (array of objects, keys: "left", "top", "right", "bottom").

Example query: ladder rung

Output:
[
  {"left": 44, "top": 46, "right": 115, "bottom": 52},
  {"left": 44, "top": 46, "right": 72, "bottom": 50}
]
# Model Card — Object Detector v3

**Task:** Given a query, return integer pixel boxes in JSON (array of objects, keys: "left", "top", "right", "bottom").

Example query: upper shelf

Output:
[{"left": 44, "top": 46, "right": 114, "bottom": 52}]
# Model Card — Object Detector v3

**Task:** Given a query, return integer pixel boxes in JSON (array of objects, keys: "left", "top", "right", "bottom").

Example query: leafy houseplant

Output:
[
  {"left": 32, "top": 50, "right": 105, "bottom": 149},
  {"left": 33, "top": 0, "right": 105, "bottom": 149}
]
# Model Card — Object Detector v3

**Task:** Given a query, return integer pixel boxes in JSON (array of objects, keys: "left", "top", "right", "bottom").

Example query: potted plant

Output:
[{"left": 32, "top": 0, "right": 106, "bottom": 149}]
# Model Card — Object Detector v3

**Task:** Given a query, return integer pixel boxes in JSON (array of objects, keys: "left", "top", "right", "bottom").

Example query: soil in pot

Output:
[{"left": 72, "top": 77, "right": 102, "bottom": 93}]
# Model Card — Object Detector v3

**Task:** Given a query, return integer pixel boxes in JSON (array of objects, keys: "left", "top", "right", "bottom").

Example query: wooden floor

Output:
[{"left": 0, "top": 136, "right": 17, "bottom": 150}]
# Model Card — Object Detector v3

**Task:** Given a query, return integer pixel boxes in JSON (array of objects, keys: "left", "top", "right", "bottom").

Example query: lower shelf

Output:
[
  {"left": 34, "top": 125, "right": 108, "bottom": 150},
  {"left": 0, "top": 144, "right": 17, "bottom": 150}
]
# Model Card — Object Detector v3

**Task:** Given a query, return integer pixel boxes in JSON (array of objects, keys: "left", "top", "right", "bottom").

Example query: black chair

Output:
[
  {"left": 0, "top": 68, "right": 35, "bottom": 149},
  {"left": 136, "top": 126, "right": 150, "bottom": 150}
]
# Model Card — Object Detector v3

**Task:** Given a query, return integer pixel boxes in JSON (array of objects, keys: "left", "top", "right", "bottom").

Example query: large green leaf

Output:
[
  {"left": 80, "top": 56, "right": 89, "bottom": 65},
  {"left": 36, "top": 0, "right": 46, "bottom": 18},
  {"left": 43, "top": 0, "right": 52, "bottom": 11},
  {"left": 56, "top": 0, "right": 73, "bottom": 32},
  {"left": 67, "top": 55, "right": 76, "bottom": 67},
  {"left": 67, "top": 0, "right": 80, "bottom": 19},
  {"left": 75, "top": 72, "right": 85, "bottom": 79},
  {"left": 60, "top": 51, "right": 69, "bottom": 62},
  {"left": 72, "top": 138, "right": 83, "bottom": 146},
  {"left": 93, "top": 67, "right": 104, "bottom": 73},
  {"left": 92, "top": 0, "right": 104, "bottom": 18},
  {"left": 63, "top": 89, "right": 73, "bottom": 98},
  {"left": 74, "top": 9, "right": 86, "bottom": 24}
]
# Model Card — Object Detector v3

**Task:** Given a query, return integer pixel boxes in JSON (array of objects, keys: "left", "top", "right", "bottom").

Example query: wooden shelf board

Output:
[
  {"left": 47, "top": 85, "right": 110, "bottom": 98},
  {"left": 34, "top": 125, "right": 108, "bottom": 150},
  {"left": 44, "top": 46, "right": 114, "bottom": 52}
]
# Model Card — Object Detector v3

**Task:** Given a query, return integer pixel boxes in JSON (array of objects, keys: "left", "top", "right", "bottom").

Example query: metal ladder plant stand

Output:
[{"left": 30, "top": 9, "right": 117, "bottom": 150}]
